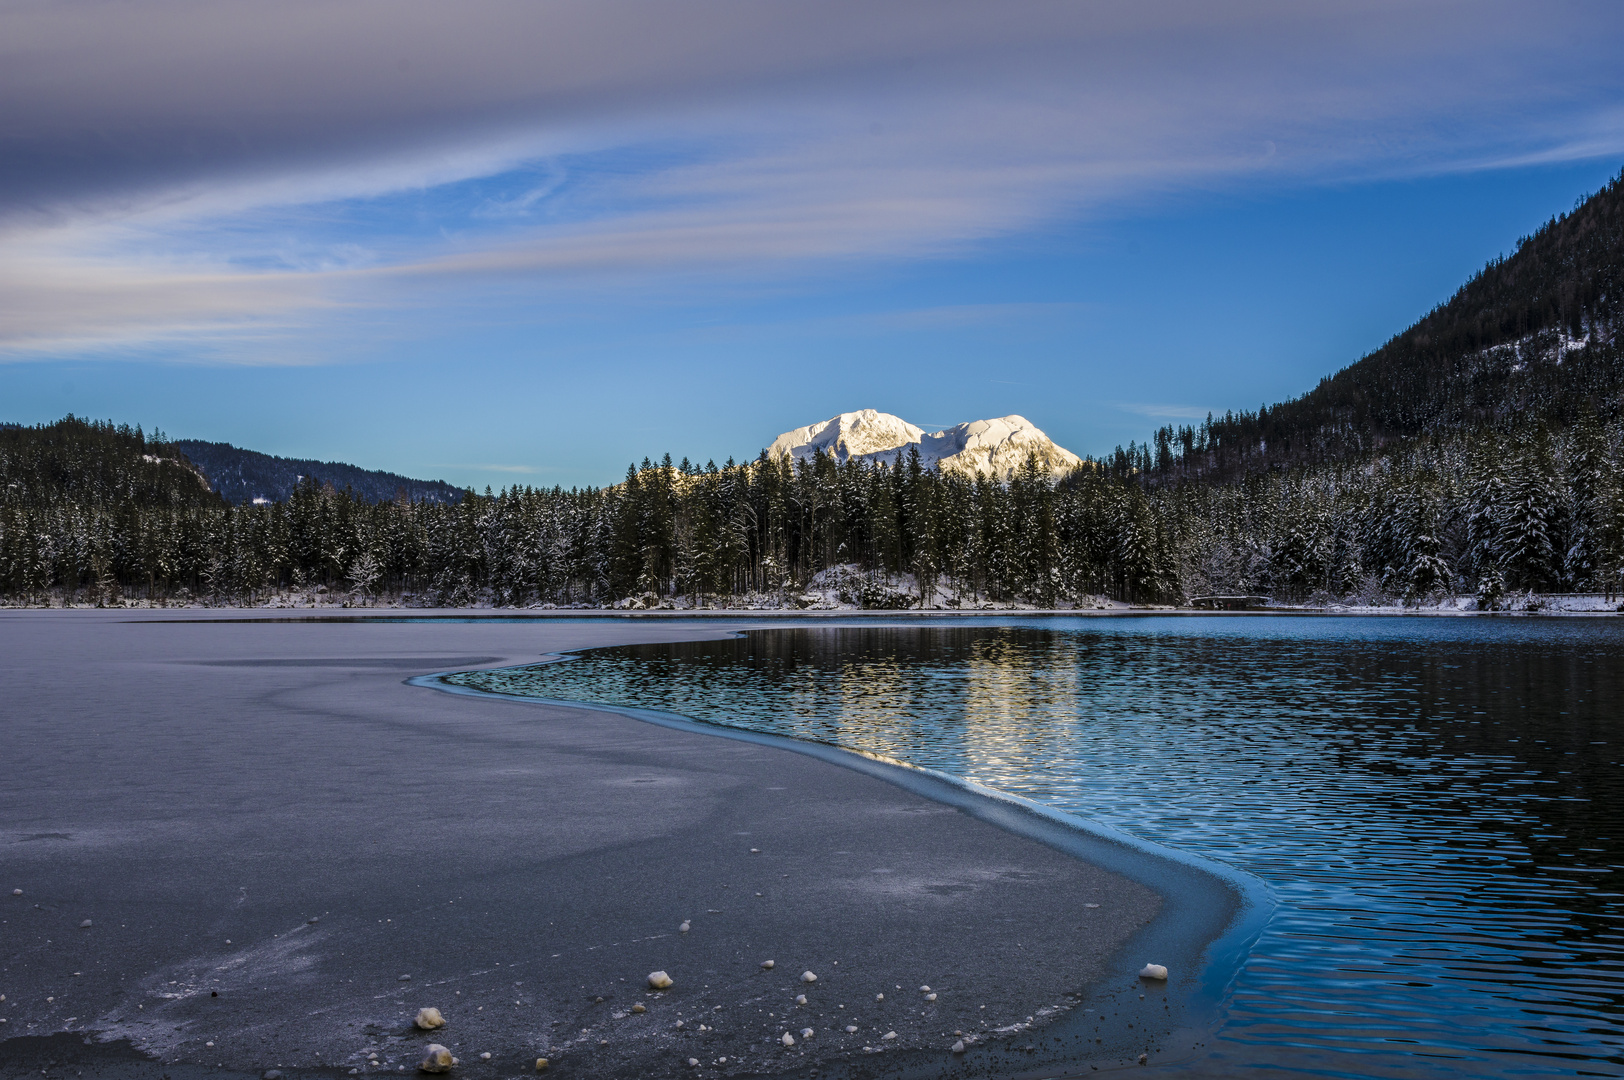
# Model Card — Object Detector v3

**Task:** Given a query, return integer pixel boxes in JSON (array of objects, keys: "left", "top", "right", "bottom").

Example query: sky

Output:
[{"left": 3, "top": 1, "right": 1624, "bottom": 490}]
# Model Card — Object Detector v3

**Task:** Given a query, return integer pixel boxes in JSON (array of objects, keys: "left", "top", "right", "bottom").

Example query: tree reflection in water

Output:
[{"left": 451, "top": 616, "right": 1624, "bottom": 1078}]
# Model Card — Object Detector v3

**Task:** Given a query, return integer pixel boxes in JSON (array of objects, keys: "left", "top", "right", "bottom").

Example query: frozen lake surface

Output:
[{"left": 450, "top": 615, "right": 1624, "bottom": 1078}]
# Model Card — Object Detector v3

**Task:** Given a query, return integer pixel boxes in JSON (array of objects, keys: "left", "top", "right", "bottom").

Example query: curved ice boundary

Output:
[{"left": 411, "top": 645, "right": 1274, "bottom": 1070}]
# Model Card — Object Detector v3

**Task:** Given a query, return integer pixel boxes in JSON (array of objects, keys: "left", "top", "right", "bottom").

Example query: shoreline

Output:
[
  {"left": 7, "top": 605, "right": 1620, "bottom": 622},
  {"left": 4, "top": 587, "right": 1622, "bottom": 620},
  {"left": 417, "top": 658, "right": 1272, "bottom": 1074},
  {"left": 0, "top": 612, "right": 1254, "bottom": 1079}
]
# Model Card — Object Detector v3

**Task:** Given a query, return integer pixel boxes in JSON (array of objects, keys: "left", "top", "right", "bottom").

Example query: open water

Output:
[{"left": 447, "top": 616, "right": 1624, "bottom": 1078}]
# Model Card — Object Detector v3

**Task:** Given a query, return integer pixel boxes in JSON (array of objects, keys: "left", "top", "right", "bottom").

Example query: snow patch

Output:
[{"left": 1475, "top": 328, "right": 1603, "bottom": 372}]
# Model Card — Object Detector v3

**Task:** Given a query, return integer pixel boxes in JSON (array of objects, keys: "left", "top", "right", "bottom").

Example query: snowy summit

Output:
[{"left": 766, "top": 410, "right": 1083, "bottom": 480}]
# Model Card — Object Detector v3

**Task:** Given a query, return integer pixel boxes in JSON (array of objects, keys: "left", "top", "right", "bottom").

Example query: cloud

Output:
[
  {"left": 862, "top": 303, "right": 1089, "bottom": 331},
  {"left": 1117, "top": 404, "right": 1214, "bottom": 421},
  {"left": 3, "top": 0, "right": 1622, "bottom": 355},
  {"left": 0, "top": 232, "right": 343, "bottom": 359},
  {"left": 432, "top": 463, "right": 551, "bottom": 474}
]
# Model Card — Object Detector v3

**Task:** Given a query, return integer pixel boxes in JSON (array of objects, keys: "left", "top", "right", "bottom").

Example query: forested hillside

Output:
[
  {"left": 4, "top": 172, "right": 1624, "bottom": 609},
  {"left": 0, "top": 417, "right": 219, "bottom": 511},
  {"left": 4, "top": 420, "right": 1620, "bottom": 608},
  {"left": 1136, "top": 169, "right": 1624, "bottom": 481},
  {"left": 0, "top": 441, "right": 1175, "bottom": 608},
  {"left": 173, "top": 439, "right": 464, "bottom": 505}
]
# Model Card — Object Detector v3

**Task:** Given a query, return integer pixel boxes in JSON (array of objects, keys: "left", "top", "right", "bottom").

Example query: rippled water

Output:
[{"left": 447, "top": 616, "right": 1624, "bottom": 1078}]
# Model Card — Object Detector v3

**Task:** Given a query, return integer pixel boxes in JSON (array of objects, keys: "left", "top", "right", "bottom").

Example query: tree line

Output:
[
  {"left": 3, "top": 415, "right": 1621, "bottom": 608},
  {"left": 0, "top": 419, "right": 1174, "bottom": 607}
]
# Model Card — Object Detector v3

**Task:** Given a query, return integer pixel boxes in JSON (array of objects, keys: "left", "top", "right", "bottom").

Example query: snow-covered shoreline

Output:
[{"left": 6, "top": 590, "right": 1619, "bottom": 614}]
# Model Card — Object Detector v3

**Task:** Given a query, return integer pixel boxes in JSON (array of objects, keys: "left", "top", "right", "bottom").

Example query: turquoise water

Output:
[{"left": 447, "top": 616, "right": 1624, "bottom": 1078}]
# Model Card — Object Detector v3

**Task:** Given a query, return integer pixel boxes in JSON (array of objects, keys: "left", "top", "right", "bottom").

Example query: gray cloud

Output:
[
  {"left": 2, "top": 0, "right": 1622, "bottom": 354},
  {"left": 6, "top": 0, "right": 1619, "bottom": 220}
]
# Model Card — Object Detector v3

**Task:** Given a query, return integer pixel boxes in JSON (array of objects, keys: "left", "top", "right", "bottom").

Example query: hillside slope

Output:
[
  {"left": 1145, "top": 168, "right": 1624, "bottom": 479},
  {"left": 0, "top": 417, "right": 219, "bottom": 510},
  {"left": 173, "top": 440, "right": 464, "bottom": 505}
]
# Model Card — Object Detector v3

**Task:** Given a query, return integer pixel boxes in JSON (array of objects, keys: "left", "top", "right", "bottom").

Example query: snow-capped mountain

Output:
[
  {"left": 766, "top": 409, "right": 1083, "bottom": 480},
  {"left": 767, "top": 410, "right": 927, "bottom": 465}
]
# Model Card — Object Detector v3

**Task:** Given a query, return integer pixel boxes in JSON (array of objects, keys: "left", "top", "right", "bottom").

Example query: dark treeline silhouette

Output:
[
  {"left": 0, "top": 419, "right": 1174, "bottom": 607},
  {"left": 0, "top": 417, "right": 220, "bottom": 511},
  {"left": 173, "top": 439, "right": 464, "bottom": 506},
  {"left": 1143, "top": 416, "right": 1624, "bottom": 605},
  {"left": 4, "top": 414, "right": 1622, "bottom": 608}
]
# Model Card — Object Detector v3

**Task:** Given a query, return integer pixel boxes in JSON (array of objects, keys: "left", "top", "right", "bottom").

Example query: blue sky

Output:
[{"left": 3, "top": 2, "right": 1623, "bottom": 489}]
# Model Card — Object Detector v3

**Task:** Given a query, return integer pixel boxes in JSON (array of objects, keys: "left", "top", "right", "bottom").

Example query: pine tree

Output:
[
  {"left": 1500, "top": 431, "right": 1562, "bottom": 591},
  {"left": 1563, "top": 411, "right": 1614, "bottom": 589}
]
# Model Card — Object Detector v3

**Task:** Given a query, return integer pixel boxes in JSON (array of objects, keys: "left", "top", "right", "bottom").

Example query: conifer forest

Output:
[{"left": 4, "top": 171, "right": 1624, "bottom": 610}]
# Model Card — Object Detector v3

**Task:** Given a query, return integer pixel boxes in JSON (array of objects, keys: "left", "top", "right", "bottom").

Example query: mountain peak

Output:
[
  {"left": 766, "top": 410, "right": 1082, "bottom": 479},
  {"left": 766, "top": 409, "right": 927, "bottom": 465}
]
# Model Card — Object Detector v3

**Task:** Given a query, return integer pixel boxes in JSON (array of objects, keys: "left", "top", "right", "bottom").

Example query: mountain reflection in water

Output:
[{"left": 448, "top": 617, "right": 1624, "bottom": 1078}]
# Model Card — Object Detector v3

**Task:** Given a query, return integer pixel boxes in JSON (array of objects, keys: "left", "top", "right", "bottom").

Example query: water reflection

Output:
[{"left": 448, "top": 617, "right": 1624, "bottom": 1078}]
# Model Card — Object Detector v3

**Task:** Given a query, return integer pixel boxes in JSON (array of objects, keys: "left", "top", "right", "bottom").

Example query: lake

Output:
[{"left": 446, "top": 616, "right": 1624, "bottom": 1078}]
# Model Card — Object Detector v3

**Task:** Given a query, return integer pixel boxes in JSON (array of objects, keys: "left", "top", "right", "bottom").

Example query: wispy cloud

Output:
[
  {"left": 1117, "top": 403, "right": 1214, "bottom": 421},
  {"left": 862, "top": 303, "right": 1089, "bottom": 331},
  {"left": 2, "top": 0, "right": 1622, "bottom": 357},
  {"left": 432, "top": 463, "right": 552, "bottom": 474}
]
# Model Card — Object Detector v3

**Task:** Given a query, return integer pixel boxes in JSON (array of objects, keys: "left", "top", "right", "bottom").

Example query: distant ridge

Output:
[
  {"left": 173, "top": 440, "right": 465, "bottom": 505},
  {"left": 766, "top": 409, "right": 1083, "bottom": 479}
]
